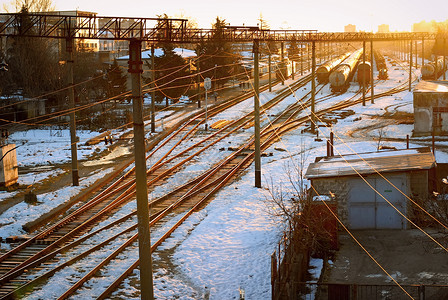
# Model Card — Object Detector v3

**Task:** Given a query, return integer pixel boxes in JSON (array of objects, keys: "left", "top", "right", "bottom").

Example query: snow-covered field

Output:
[{"left": 1, "top": 54, "right": 447, "bottom": 299}]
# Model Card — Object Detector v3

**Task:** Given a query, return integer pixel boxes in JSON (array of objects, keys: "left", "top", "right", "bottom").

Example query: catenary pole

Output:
[
  {"left": 371, "top": 39, "right": 374, "bottom": 104},
  {"left": 197, "top": 58, "right": 201, "bottom": 108},
  {"left": 128, "top": 39, "right": 154, "bottom": 300},
  {"left": 253, "top": 40, "right": 261, "bottom": 188},
  {"left": 422, "top": 37, "right": 425, "bottom": 68},
  {"left": 281, "top": 42, "right": 284, "bottom": 85},
  {"left": 151, "top": 44, "right": 156, "bottom": 133},
  {"left": 409, "top": 40, "right": 413, "bottom": 92},
  {"left": 311, "top": 41, "right": 316, "bottom": 133},
  {"left": 66, "top": 38, "right": 79, "bottom": 186},
  {"left": 362, "top": 40, "right": 366, "bottom": 106}
]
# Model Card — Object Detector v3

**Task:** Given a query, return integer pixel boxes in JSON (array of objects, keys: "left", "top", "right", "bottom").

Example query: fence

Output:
[
  {"left": 295, "top": 282, "right": 448, "bottom": 300},
  {"left": 271, "top": 233, "right": 310, "bottom": 300}
]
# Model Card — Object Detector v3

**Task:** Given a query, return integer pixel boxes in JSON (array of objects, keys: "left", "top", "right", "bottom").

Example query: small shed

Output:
[
  {"left": 413, "top": 80, "right": 448, "bottom": 136},
  {"left": 0, "top": 144, "right": 18, "bottom": 187},
  {"left": 305, "top": 148, "right": 436, "bottom": 230}
]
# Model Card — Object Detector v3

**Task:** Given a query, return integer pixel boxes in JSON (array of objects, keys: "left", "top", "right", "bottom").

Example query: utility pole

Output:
[
  {"left": 151, "top": 44, "right": 156, "bottom": 133},
  {"left": 281, "top": 42, "right": 284, "bottom": 85},
  {"left": 291, "top": 58, "right": 294, "bottom": 80},
  {"left": 308, "top": 42, "right": 311, "bottom": 72},
  {"left": 268, "top": 52, "right": 272, "bottom": 92},
  {"left": 415, "top": 40, "right": 418, "bottom": 68},
  {"left": 444, "top": 38, "right": 446, "bottom": 80},
  {"left": 311, "top": 41, "right": 316, "bottom": 133},
  {"left": 422, "top": 37, "right": 425, "bottom": 67},
  {"left": 370, "top": 39, "right": 374, "bottom": 104},
  {"left": 300, "top": 43, "right": 303, "bottom": 76},
  {"left": 253, "top": 39, "right": 261, "bottom": 188},
  {"left": 197, "top": 58, "right": 201, "bottom": 108},
  {"left": 128, "top": 39, "right": 154, "bottom": 300},
  {"left": 66, "top": 38, "right": 79, "bottom": 186},
  {"left": 409, "top": 40, "right": 413, "bottom": 92},
  {"left": 362, "top": 40, "right": 366, "bottom": 106}
]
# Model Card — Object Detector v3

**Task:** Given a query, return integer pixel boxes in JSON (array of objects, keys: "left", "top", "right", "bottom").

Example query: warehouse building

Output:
[
  {"left": 413, "top": 80, "right": 448, "bottom": 136},
  {"left": 305, "top": 147, "right": 436, "bottom": 229}
]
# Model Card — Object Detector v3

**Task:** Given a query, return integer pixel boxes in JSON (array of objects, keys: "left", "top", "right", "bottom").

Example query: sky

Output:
[{"left": 0, "top": 0, "right": 447, "bottom": 32}]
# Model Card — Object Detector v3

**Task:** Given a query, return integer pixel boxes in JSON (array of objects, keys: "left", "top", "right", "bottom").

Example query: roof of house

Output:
[
  {"left": 305, "top": 147, "right": 436, "bottom": 179},
  {"left": 117, "top": 48, "right": 196, "bottom": 60},
  {"left": 414, "top": 80, "right": 448, "bottom": 93}
]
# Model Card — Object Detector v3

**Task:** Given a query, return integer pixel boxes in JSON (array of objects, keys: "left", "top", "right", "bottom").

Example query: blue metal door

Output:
[{"left": 348, "top": 175, "right": 407, "bottom": 229}]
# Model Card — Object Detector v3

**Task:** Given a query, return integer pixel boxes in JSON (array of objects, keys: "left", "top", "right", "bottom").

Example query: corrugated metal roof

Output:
[
  {"left": 414, "top": 80, "right": 448, "bottom": 93},
  {"left": 305, "top": 147, "right": 436, "bottom": 179}
]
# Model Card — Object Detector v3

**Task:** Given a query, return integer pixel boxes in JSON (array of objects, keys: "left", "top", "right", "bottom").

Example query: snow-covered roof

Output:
[
  {"left": 118, "top": 48, "right": 196, "bottom": 60},
  {"left": 305, "top": 147, "right": 436, "bottom": 179},
  {"left": 414, "top": 80, "right": 448, "bottom": 93}
]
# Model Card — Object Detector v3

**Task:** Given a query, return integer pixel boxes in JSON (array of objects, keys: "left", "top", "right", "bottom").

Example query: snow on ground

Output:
[
  {"left": 1, "top": 54, "right": 447, "bottom": 298},
  {"left": 0, "top": 167, "right": 113, "bottom": 240},
  {"left": 9, "top": 129, "right": 102, "bottom": 167}
]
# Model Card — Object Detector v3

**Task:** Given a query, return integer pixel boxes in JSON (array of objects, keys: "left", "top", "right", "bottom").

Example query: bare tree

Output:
[
  {"left": 3, "top": 0, "right": 54, "bottom": 12},
  {"left": 264, "top": 147, "right": 334, "bottom": 257},
  {"left": 2, "top": 5, "right": 62, "bottom": 98}
]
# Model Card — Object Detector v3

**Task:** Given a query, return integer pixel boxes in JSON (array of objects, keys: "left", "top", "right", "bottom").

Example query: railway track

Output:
[
  {"left": 89, "top": 76, "right": 415, "bottom": 299},
  {"left": 0, "top": 74, "right": 312, "bottom": 298},
  {"left": 0, "top": 59, "right": 416, "bottom": 298}
]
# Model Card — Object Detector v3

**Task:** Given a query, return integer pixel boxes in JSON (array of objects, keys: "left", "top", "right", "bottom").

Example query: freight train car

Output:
[
  {"left": 421, "top": 57, "right": 445, "bottom": 80},
  {"left": 316, "top": 53, "right": 350, "bottom": 84},
  {"left": 374, "top": 50, "right": 388, "bottom": 80},
  {"left": 275, "top": 59, "right": 292, "bottom": 81},
  {"left": 329, "top": 49, "right": 363, "bottom": 92},
  {"left": 357, "top": 61, "right": 371, "bottom": 85}
]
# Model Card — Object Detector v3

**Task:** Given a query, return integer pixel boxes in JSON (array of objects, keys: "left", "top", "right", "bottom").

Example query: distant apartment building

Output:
[
  {"left": 413, "top": 20, "right": 438, "bottom": 32},
  {"left": 377, "top": 24, "right": 390, "bottom": 33},
  {"left": 344, "top": 24, "right": 356, "bottom": 33},
  {"left": 47, "top": 10, "right": 100, "bottom": 52}
]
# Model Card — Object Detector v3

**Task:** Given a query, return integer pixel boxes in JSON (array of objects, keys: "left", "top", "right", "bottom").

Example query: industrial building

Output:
[
  {"left": 305, "top": 147, "right": 436, "bottom": 230},
  {"left": 413, "top": 80, "right": 448, "bottom": 136}
]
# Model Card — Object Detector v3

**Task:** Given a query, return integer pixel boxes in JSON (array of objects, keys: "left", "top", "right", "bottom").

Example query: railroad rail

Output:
[
  {"left": 0, "top": 72, "right": 312, "bottom": 298},
  {"left": 0, "top": 55, "right": 417, "bottom": 298}
]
